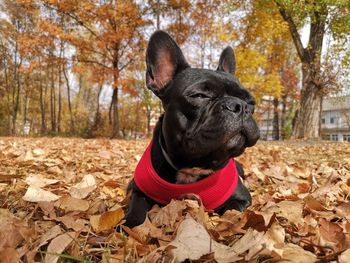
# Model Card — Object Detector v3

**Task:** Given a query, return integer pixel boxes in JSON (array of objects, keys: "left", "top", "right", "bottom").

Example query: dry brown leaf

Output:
[
  {"left": 148, "top": 199, "right": 187, "bottom": 227},
  {"left": 0, "top": 209, "right": 33, "bottom": 250},
  {"left": 38, "top": 225, "right": 63, "bottom": 248},
  {"left": 318, "top": 218, "right": 346, "bottom": 251},
  {"left": 133, "top": 217, "right": 170, "bottom": 243},
  {"left": 263, "top": 200, "right": 304, "bottom": 225},
  {"left": 335, "top": 202, "right": 350, "bottom": 218},
  {"left": 33, "top": 148, "right": 45, "bottom": 157},
  {"left": 246, "top": 222, "right": 285, "bottom": 260},
  {"left": 38, "top": 201, "right": 57, "bottom": 218},
  {"left": 23, "top": 186, "right": 60, "bottom": 202},
  {"left": 69, "top": 174, "right": 96, "bottom": 199},
  {"left": 103, "top": 179, "right": 119, "bottom": 188},
  {"left": 339, "top": 249, "right": 350, "bottom": 263},
  {"left": 99, "top": 150, "right": 112, "bottom": 159},
  {"left": 305, "top": 197, "right": 329, "bottom": 211},
  {"left": 47, "top": 166, "right": 63, "bottom": 175},
  {"left": 230, "top": 228, "right": 265, "bottom": 256},
  {"left": 279, "top": 243, "right": 317, "bottom": 263},
  {"left": 57, "top": 216, "right": 89, "bottom": 232},
  {"left": 90, "top": 207, "right": 124, "bottom": 233},
  {"left": 44, "top": 232, "right": 76, "bottom": 263},
  {"left": 169, "top": 216, "right": 241, "bottom": 263},
  {"left": 25, "top": 174, "right": 59, "bottom": 188},
  {"left": 0, "top": 248, "right": 20, "bottom": 263},
  {"left": 55, "top": 195, "right": 90, "bottom": 212}
]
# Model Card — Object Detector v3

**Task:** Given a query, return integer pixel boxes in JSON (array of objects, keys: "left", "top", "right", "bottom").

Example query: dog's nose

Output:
[
  {"left": 223, "top": 101, "right": 250, "bottom": 115},
  {"left": 223, "top": 101, "right": 241, "bottom": 114}
]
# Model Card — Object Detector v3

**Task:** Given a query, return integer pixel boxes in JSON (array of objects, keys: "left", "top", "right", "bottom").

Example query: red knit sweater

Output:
[{"left": 134, "top": 141, "right": 238, "bottom": 210}]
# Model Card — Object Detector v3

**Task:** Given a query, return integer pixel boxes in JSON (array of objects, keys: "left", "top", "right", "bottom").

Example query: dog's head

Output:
[{"left": 146, "top": 31, "right": 260, "bottom": 170}]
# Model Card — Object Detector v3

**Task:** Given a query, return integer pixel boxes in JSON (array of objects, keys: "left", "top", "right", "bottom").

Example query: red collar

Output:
[{"left": 134, "top": 141, "right": 239, "bottom": 210}]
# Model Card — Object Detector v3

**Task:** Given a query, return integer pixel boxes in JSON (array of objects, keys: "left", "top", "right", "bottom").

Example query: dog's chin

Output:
[{"left": 226, "top": 133, "right": 247, "bottom": 157}]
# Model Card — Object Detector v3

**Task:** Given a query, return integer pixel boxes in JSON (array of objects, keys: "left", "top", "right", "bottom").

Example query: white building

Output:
[{"left": 321, "top": 96, "right": 350, "bottom": 141}]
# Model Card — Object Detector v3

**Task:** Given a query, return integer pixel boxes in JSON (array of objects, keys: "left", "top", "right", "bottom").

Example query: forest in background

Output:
[{"left": 0, "top": 0, "right": 349, "bottom": 139}]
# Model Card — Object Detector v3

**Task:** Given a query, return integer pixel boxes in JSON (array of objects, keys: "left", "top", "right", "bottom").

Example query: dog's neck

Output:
[{"left": 151, "top": 116, "right": 214, "bottom": 184}]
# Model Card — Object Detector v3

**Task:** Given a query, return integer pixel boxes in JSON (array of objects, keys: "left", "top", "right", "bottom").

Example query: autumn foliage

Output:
[{"left": 1, "top": 0, "right": 349, "bottom": 138}]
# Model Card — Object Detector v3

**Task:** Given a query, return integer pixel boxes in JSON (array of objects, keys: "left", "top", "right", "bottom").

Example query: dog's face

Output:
[{"left": 146, "top": 31, "right": 259, "bottom": 170}]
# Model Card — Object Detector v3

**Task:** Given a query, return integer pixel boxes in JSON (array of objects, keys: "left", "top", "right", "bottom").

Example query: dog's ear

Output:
[
  {"left": 146, "top": 31, "right": 189, "bottom": 97},
  {"left": 217, "top": 46, "right": 236, "bottom": 76}
]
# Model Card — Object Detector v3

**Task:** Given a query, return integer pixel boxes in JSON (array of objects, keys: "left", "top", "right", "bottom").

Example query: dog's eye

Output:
[{"left": 189, "top": 93, "right": 210, "bottom": 99}]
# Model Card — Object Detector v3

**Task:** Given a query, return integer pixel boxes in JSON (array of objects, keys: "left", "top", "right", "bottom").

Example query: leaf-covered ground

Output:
[{"left": 0, "top": 137, "right": 349, "bottom": 262}]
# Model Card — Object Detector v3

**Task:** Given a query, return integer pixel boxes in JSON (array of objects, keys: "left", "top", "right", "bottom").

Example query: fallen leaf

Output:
[
  {"left": 280, "top": 243, "right": 317, "bottom": 263},
  {"left": 246, "top": 222, "right": 285, "bottom": 260},
  {"left": 169, "top": 216, "right": 241, "bottom": 263},
  {"left": 335, "top": 202, "right": 350, "bottom": 218},
  {"left": 25, "top": 174, "right": 59, "bottom": 188},
  {"left": 133, "top": 217, "right": 170, "bottom": 243},
  {"left": 339, "top": 249, "right": 350, "bottom": 263},
  {"left": 90, "top": 207, "right": 124, "bottom": 233},
  {"left": 47, "top": 166, "right": 63, "bottom": 175},
  {"left": 69, "top": 174, "right": 96, "bottom": 199},
  {"left": 99, "top": 150, "right": 112, "bottom": 159},
  {"left": 55, "top": 195, "right": 89, "bottom": 212},
  {"left": 38, "top": 225, "right": 63, "bottom": 248},
  {"left": 229, "top": 228, "right": 265, "bottom": 256},
  {"left": 33, "top": 148, "right": 45, "bottom": 157},
  {"left": 148, "top": 200, "right": 187, "bottom": 227},
  {"left": 0, "top": 209, "right": 32, "bottom": 250},
  {"left": 318, "top": 218, "right": 346, "bottom": 251},
  {"left": 305, "top": 197, "right": 329, "bottom": 211},
  {"left": 263, "top": 200, "right": 304, "bottom": 225},
  {"left": 23, "top": 186, "right": 60, "bottom": 202},
  {"left": 57, "top": 216, "right": 88, "bottom": 232},
  {"left": 103, "top": 180, "right": 119, "bottom": 188},
  {"left": 44, "top": 232, "right": 75, "bottom": 263},
  {"left": 0, "top": 248, "right": 20, "bottom": 263}
]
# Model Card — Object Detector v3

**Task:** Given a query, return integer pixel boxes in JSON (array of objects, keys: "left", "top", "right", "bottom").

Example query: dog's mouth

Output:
[{"left": 226, "top": 132, "right": 247, "bottom": 157}]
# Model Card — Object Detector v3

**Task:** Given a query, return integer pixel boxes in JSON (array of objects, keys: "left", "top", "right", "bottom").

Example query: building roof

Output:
[{"left": 322, "top": 95, "right": 350, "bottom": 111}]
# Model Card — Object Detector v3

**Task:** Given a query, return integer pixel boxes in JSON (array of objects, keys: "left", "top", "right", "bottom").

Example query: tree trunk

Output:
[
  {"left": 276, "top": 1, "right": 327, "bottom": 138},
  {"left": 12, "top": 65, "right": 21, "bottom": 135},
  {"left": 63, "top": 65, "right": 75, "bottom": 133},
  {"left": 11, "top": 42, "right": 21, "bottom": 135},
  {"left": 39, "top": 64, "right": 47, "bottom": 134},
  {"left": 87, "top": 85, "right": 103, "bottom": 138},
  {"left": 57, "top": 65, "right": 62, "bottom": 133},
  {"left": 111, "top": 87, "right": 119, "bottom": 138},
  {"left": 265, "top": 99, "right": 271, "bottom": 140},
  {"left": 292, "top": 63, "right": 322, "bottom": 138},
  {"left": 272, "top": 98, "right": 279, "bottom": 140},
  {"left": 23, "top": 93, "right": 29, "bottom": 134},
  {"left": 146, "top": 109, "right": 151, "bottom": 137},
  {"left": 280, "top": 95, "right": 287, "bottom": 140},
  {"left": 50, "top": 65, "right": 56, "bottom": 133},
  {"left": 111, "top": 43, "right": 120, "bottom": 138},
  {"left": 74, "top": 74, "right": 83, "bottom": 119},
  {"left": 40, "top": 82, "right": 46, "bottom": 134},
  {"left": 200, "top": 34, "right": 205, "bottom": 68}
]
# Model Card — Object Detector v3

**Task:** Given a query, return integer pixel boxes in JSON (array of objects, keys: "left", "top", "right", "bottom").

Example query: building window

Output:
[
  {"left": 329, "top": 116, "right": 339, "bottom": 124},
  {"left": 331, "top": 134, "right": 338, "bottom": 141},
  {"left": 322, "top": 134, "right": 330, "bottom": 140},
  {"left": 343, "top": 134, "right": 350, "bottom": 142},
  {"left": 322, "top": 118, "right": 325, "bottom": 124}
]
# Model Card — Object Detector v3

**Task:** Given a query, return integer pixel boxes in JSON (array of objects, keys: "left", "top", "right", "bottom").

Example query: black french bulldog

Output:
[{"left": 124, "top": 31, "right": 259, "bottom": 228}]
